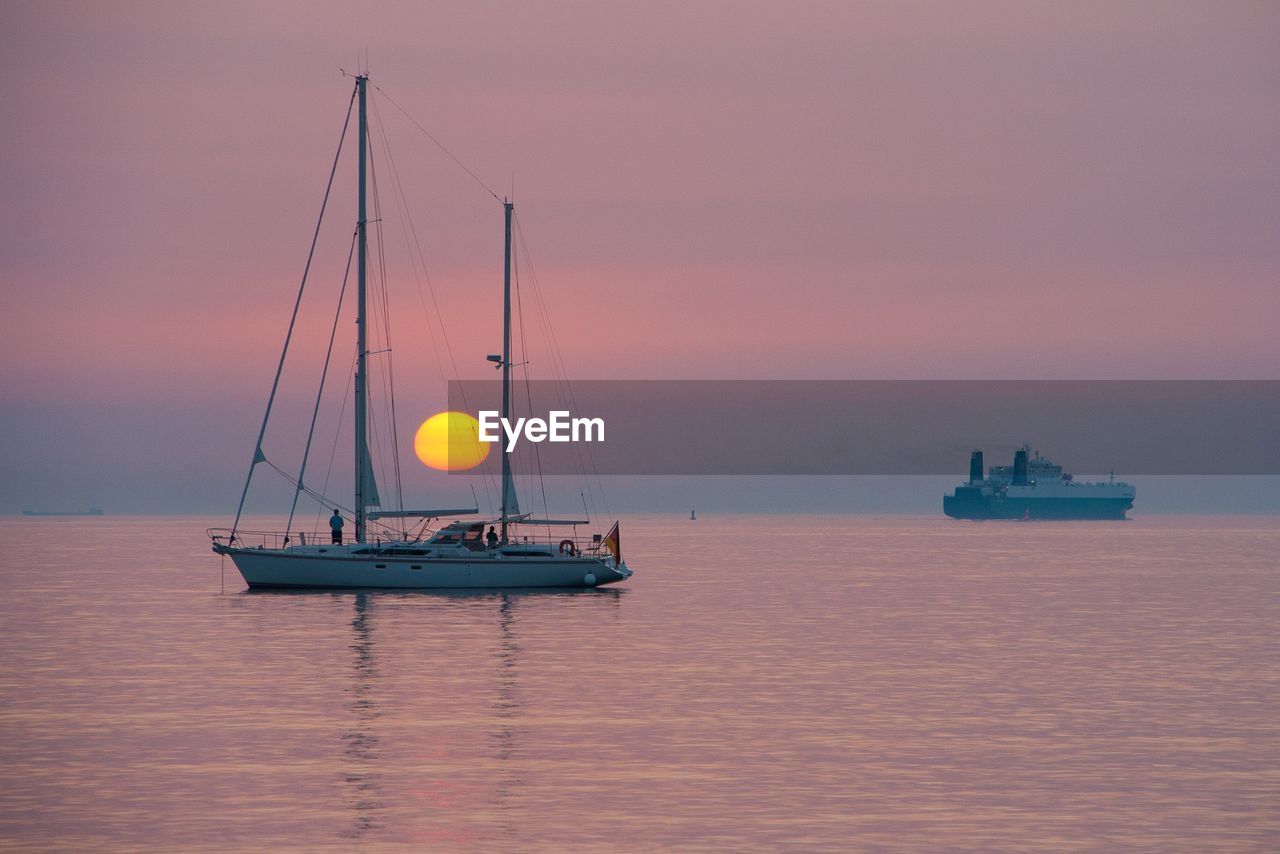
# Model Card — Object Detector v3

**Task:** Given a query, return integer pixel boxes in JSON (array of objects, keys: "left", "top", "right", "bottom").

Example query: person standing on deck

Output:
[{"left": 329, "top": 510, "right": 344, "bottom": 545}]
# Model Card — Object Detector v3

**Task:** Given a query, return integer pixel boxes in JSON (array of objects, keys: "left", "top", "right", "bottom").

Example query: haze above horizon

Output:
[{"left": 2, "top": 1, "right": 1277, "bottom": 514}]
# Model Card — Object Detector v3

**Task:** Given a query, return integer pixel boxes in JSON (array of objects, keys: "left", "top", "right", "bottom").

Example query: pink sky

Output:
[{"left": 2, "top": 1, "right": 1278, "bottom": 512}]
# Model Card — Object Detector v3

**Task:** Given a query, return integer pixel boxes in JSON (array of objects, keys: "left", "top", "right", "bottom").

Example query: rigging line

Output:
[
  {"left": 315, "top": 355, "right": 356, "bottom": 538},
  {"left": 273, "top": 452, "right": 402, "bottom": 541},
  {"left": 370, "top": 90, "right": 450, "bottom": 383},
  {"left": 373, "top": 93, "right": 448, "bottom": 384},
  {"left": 511, "top": 228, "right": 568, "bottom": 518},
  {"left": 539, "top": 299, "right": 602, "bottom": 521},
  {"left": 513, "top": 233, "right": 553, "bottom": 533},
  {"left": 370, "top": 100, "right": 483, "bottom": 526},
  {"left": 517, "top": 216, "right": 608, "bottom": 519},
  {"left": 264, "top": 458, "right": 364, "bottom": 526},
  {"left": 512, "top": 219, "right": 577, "bottom": 435},
  {"left": 231, "top": 83, "right": 357, "bottom": 538},
  {"left": 370, "top": 91, "right": 498, "bottom": 517},
  {"left": 369, "top": 90, "right": 499, "bottom": 520},
  {"left": 371, "top": 81, "right": 503, "bottom": 204},
  {"left": 368, "top": 105, "right": 405, "bottom": 521},
  {"left": 371, "top": 84, "right": 487, "bottom": 508},
  {"left": 369, "top": 90, "right": 500, "bottom": 513},
  {"left": 286, "top": 228, "right": 358, "bottom": 537},
  {"left": 363, "top": 135, "right": 396, "bottom": 522},
  {"left": 369, "top": 196, "right": 408, "bottom": 533},
  {"left": 519, "top": 245, "right": 597, "bottom": 522},
  {"left": 513, "top": 214, "right": 610, "bottom": 519}
]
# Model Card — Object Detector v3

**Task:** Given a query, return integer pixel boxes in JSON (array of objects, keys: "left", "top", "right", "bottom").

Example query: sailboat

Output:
[{"left": 210, "top": 75, "right": 631, "bottom": 589}]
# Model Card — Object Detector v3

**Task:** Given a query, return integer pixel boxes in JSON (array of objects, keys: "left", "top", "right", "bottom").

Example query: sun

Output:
[
  {"left": 414, "top": 411, "right": 489, "bottom": 472},
  {"left": 414, "top": 411, "right": 491, "bottom": 472}
]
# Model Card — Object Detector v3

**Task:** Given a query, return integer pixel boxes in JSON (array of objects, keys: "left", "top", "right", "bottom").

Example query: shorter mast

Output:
[{"left": 500, "top": 199, "right": 514, "bottom": 543}]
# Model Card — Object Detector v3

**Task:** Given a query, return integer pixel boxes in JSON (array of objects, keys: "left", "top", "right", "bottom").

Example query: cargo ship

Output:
[{"left": 944, "top": 446, "right": 1134, "bottom": 520}]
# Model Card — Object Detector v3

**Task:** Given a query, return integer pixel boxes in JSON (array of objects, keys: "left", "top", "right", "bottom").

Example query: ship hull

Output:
[
  {"left": 944, "top": 491, "right": 1133, "bottom": 520},
  {"left": 223, "top": 548, "right": 629, "bottom": 589}
]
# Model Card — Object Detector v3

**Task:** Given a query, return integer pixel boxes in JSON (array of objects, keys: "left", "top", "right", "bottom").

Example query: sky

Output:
[{"left": 2, "top": 1, "right": 1278, "bottom": 515}]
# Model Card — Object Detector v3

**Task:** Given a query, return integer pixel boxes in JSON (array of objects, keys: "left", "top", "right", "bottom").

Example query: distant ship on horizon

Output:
[
  {"left": 944, "top": 446, "right": 1135, "bottom": 520},
  {"left": 22, "top": 507, "right": 104, "bottom": 517}
]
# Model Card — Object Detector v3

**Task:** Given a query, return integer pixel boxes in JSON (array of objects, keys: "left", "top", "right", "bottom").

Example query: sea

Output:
[{"left": 1, "top": 514, "right": 1277, "bottom": 851}]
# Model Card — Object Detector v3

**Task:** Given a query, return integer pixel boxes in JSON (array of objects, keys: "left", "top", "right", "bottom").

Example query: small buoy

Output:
[{"left": 583, "top": 572, "right": 597, "bottom": 587}]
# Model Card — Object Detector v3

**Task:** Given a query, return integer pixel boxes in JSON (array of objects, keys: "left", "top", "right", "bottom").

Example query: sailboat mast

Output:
[
  {"left": 500, "top": 199, "right": 514, "bottom": 544},
  {"left": 354, "top": 74, "right": 369, "bottom": 544}
]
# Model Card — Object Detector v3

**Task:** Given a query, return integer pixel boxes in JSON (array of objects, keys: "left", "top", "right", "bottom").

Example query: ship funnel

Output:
[
  {"left": 969, "top": 450, "right": 984, "bottom": 483},
  {"left": 1012, "top": 448, "right": 1029, "bottom": 485}
]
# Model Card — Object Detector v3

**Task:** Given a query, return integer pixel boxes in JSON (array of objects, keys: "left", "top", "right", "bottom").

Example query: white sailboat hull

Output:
[{"left": 224, "top": 548, "right": 630, "bottom": 589}]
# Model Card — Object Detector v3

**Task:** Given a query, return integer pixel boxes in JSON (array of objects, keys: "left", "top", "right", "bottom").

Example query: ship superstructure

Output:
[{"left": 944, "top": 445, "right": 1135, "bottom": 520}]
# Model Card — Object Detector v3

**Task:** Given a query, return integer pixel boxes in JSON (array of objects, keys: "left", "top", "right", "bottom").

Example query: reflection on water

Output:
[
  {"left": 344, "top": 592, "right": 382, "bottom": 837},
  {"left": 491, "top": 594, "right": 521, "bottom": 843},
  {"left": 1, "top": 515, "right": 1276, "bottom": 849},
  {"left": 232, "top": 584, "right": 622, "bottom": 847}
]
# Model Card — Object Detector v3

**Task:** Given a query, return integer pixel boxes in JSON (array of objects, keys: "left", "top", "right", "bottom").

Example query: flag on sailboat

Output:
[{"left": 603, "top": 521, "right": 621, "bottom": 565}]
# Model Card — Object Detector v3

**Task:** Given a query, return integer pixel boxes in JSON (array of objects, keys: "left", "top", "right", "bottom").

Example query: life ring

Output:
[{"left": 558, "top": 539, "right": 577, "bottom": 556}]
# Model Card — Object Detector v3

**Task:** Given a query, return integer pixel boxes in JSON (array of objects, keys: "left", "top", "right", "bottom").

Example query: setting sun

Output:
[{"left": 413, "top": 411, "right": 490, "bottom": 472}]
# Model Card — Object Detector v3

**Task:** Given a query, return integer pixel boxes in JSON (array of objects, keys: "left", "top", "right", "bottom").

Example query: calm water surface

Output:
[{"left": 1, "top": 514, "right": 1277, "bottom": 850}]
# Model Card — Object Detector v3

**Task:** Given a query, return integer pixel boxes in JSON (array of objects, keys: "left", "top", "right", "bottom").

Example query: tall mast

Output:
[
  {"left": 354, "top": 75, "right": 369, "bottom": 544},
  {"left": 500, "top": 200, "right": 514, "bottom": 543}
]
